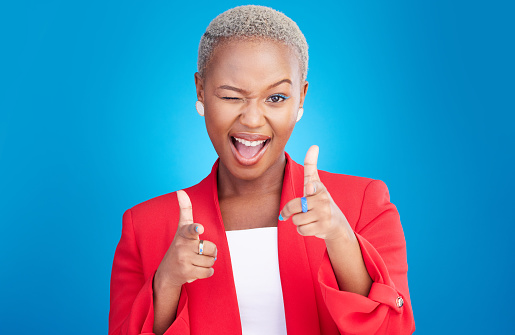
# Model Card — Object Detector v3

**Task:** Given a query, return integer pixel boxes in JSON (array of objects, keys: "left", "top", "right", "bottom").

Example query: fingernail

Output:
[
  {"left": 195, "top": 226, "right": 199, "bottom": 233},
  {"left": 214, "top": 256, "right": 217, "bottom": 261},
  {"left": 278, "top": 214, "right": 284, "bottom": 221}
]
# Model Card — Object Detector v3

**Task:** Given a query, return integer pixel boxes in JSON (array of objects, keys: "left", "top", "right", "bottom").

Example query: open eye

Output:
[{"left": 266, "top": 94, "right": 290, "bottom": 103}]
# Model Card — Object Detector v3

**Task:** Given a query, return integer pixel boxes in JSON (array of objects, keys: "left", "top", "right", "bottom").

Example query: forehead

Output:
[{"left": 204, "top": 38, "right": 302, "bottom": 89}]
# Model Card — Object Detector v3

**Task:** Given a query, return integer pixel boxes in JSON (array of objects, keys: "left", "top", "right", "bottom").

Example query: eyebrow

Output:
[
  {"left": 216, "top": 78, "right": 292, "bottom": 94},
  {"left": 267, "top": 78, "right": 292, "bottom": 90}
]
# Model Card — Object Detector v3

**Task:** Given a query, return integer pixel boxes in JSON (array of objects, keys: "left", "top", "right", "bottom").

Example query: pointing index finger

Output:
[
  {"left": 304, "top": 145, "right": 320, "bottom": 196},
  {"left": 177, "top": 190, "right": 194, "bottom": 226}
]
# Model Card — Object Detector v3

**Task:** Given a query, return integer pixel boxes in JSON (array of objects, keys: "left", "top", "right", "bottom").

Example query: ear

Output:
[
  {"left": 194, "top": 72, "right": 205, "bottom": 103},
  {"left": 299, "top": 80, "right": 309, "bottom": 109}
]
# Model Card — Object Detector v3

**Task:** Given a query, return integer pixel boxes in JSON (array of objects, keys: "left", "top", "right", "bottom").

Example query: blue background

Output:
[{"left": 1, "top": 0, "right": 513, "bottom": 334}]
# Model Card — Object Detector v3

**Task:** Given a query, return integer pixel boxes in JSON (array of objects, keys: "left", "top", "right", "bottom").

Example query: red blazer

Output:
[{"left": 109, "top": 153, "right": 415, "bottom": 335}]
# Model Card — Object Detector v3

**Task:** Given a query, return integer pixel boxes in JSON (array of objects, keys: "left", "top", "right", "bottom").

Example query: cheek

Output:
[
  {"left": 268, "top": 110, "right": 297, "bottom": 139},
  {"left": 204, "top": 103, "right": 237, "bottom": 141}
]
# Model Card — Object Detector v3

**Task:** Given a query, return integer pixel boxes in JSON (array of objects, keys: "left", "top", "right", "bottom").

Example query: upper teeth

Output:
[{"left": 234, "top": 137, "right": 267, "bottom": 147}]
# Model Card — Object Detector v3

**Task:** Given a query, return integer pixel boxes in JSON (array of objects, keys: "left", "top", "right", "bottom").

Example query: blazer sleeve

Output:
[
  {"left": 318, "top": 179, "right": 415, "bottom": 335},
  {"left": 109, "top": 209, "right": 190, "bottom": 335}
]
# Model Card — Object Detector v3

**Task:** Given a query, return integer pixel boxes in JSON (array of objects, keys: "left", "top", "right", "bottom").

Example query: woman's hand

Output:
[
  {"left": 279, "top": 145, "right": 353, "bottom": 242},
  {"left": 279, "top": 145, "right": 372, "bottom": 296},
  {"left": 155, "top": 190, "right": 217, "bottom": 289},
  {"left": 153, "top": 190, "right": 217, "bottom": 334}
]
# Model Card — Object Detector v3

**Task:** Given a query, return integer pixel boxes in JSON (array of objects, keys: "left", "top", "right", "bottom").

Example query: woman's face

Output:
[{"left": 195, "top": 38, "right": 308, "bottom": 181}]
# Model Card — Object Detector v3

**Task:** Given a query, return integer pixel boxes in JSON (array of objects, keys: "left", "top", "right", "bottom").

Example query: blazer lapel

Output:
[{"left": 278, "top": 153, "right": 321, "bottom": 335}]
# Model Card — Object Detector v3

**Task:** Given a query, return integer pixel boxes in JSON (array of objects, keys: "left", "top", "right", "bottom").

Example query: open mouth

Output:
[{"left": 229, "top": 135, "right": 271, "bottom": 166}]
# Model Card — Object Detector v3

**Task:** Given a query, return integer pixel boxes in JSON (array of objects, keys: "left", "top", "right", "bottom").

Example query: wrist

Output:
[
  {"left": 154, "top": 268, "right": 183, "bottom": 294},
  {"left": 324, "top": 223, "right": 355, "bottom": 246}
]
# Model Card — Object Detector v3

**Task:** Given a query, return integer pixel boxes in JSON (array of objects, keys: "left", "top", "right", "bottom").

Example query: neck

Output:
[{"left": 217, "top": 152, "right": 287, "bottom": 199}]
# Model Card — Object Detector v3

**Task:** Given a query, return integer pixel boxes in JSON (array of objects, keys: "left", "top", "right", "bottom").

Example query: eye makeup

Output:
[{"left": 266, "top": 94, "right": 290, "bottom": 103}]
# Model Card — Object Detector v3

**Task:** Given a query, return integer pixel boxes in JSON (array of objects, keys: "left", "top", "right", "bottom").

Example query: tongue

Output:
[{"left": 235, "top": 141, "right": 264, "bottom": 159}]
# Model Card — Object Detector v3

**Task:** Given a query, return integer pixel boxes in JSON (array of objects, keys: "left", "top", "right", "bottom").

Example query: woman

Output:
[{"left": 109, "top": 5, "right": 415, "bottom": 335}]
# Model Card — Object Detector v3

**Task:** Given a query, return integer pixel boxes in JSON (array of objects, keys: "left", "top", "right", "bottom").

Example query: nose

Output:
[{"left": 239, "top": 100, "right": 266, "bottom": 129}]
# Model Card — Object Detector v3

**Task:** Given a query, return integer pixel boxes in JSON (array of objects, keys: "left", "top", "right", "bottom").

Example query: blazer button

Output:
[{"left": 396, "top": 296, "right": 404, "bottom": 308}]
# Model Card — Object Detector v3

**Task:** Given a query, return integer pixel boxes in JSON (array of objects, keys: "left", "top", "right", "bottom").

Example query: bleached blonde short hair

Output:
[{"left": 197, "top": 5, "right": 308, "bottom": 81}]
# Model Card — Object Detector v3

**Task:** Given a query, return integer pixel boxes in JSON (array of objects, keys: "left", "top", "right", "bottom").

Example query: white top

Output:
[{"left": 226, "top": 227, "right": 287, "bottom": 335}]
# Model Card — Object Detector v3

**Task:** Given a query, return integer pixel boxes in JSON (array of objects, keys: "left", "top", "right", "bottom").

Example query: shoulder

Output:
[
  {"left": 288, "top": 156, "right": 388, "bottom": 210},
  {"left": 319, "top": 169, "right": 391, "bottom": 202},
  {"left": 288, "top": 154, "right": 375, "bottom": 194},
  {"left": 320, "top": 170, "right": 372, "bottom": 221},
  {"left": 129, "top": 191, "right": 177, "bottom": 221},
  {"left": 315, "top": 168, "right": 392, "bottom": 230},
  {"left": 318, "top": 169, "right": 374, "bottom": 192},
  {"left": 130, "top": 186, "right": 202, "bottom": 221},
  {"left": 130, "top": 169, "right": 213, "bottom": 227}
]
